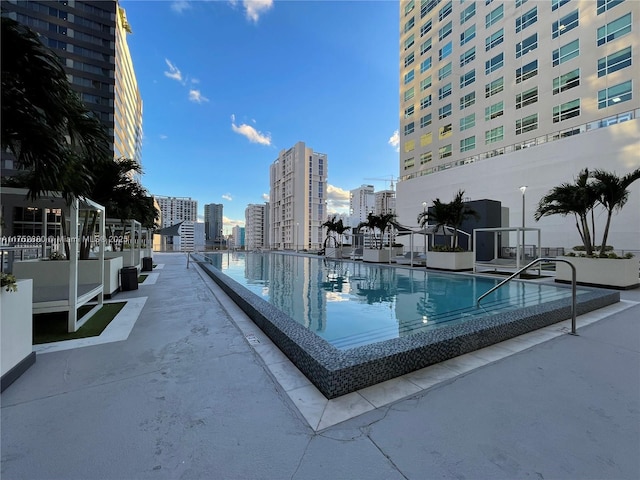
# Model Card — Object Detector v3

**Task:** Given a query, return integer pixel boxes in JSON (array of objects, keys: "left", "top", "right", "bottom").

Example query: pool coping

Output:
[{"left": 193, "top": 253, "right": 620, "bottom": 399}]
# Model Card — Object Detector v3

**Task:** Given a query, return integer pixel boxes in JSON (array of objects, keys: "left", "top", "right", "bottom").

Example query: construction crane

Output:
[{"left": 363, "top": 175, "right": 399, "bottom": 191}]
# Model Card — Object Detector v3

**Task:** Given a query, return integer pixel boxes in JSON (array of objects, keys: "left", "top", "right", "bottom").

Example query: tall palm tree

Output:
[
  {"left": 357, "top": 213, "right": 380, "bottom": 249},
  {"left": 418, "top": 190, "right": 477, "bottom": 250},
  {"left": 1, "top": 17, "right": 110, "bottom": 201},
  {"left": 377, "top": 213, "right": 398, "bottom": 250},
  {"left": 535, "top": 169, "right": 599, "bottom": 255},
  {"left": 591, "top": 168, "right": 640, "bottom": 255},
  {"left": 322, "top": 215, "right": 339, "bottom": 249},
  {"left": 334, "top": 219, "right": 350, "bottom": 248}
]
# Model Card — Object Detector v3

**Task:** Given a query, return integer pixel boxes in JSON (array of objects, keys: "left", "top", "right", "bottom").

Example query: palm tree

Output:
[
  {"left": 322, "top": 215, "right": 339, "bottom": 249},
  {"left": 357, "top": 213, "right": 380, "bottom": 249},
  {"left": 377, "top": 213, "right": 398, "bottom": 249},
  {"left": 1, "top": 17, "right": 110, "bottom": 201},
  {"left": 591, "top": 168, "right": 640, "bottom": 255},
  {"left": 418, "top": 190, "right": 477, "bottom": 251},
  {"left": 334, "top": 219, "right": 350, "bottom": 248},
  {"left": 535, "top": 169, "right": 599, "bottom": 255}
]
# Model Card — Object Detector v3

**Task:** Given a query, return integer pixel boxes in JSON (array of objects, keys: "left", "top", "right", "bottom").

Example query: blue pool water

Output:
[{"left": 204, "top": 252, "right": 583, "bottom": 350}]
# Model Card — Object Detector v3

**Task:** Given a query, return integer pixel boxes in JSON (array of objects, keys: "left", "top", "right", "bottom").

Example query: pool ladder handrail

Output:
[{"left": 476, "top": 257, "right": 578, "bottom": 335}]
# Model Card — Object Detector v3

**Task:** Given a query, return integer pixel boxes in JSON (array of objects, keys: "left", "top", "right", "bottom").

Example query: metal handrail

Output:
[{"left": 476, "top": 257, "right": 578, "bottom": 335}]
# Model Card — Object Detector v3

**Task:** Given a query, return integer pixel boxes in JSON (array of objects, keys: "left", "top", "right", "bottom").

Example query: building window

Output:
[
  {"left": 460, "top": 113, "right": 475, "bottom": 130},
  {"left": 485, "top": 100, "right": 504, "bottom": 120},
  {"left": 420, "top": 152, "right": 433, "bottom": 164},
  {"left": 420, "top": 38, "right": 433, "bottom": 55},
  {"left": 404, "top": 87, "right": 415, "bottom": 102},
  {"left": 439, "top": 1, "right": 453, "bottom": 20},
  {"left": 405, "top": 139, "right": 416, "bottom": 152},
  {"left": 404, "top": 105, "right": 415, "bottom": 118},
  {"left": 421, "top": 19, "right": 433, "bottom": 37},
  {"left": 485, "top": 126, "right": 504, "bottom": 144},
  {"left": 516, "top": 87, "right": 538, "bottom": 109},
  {"left": 485, "top": 52, "right": 504, "bottom": 74},
  {"left": 598, "top": 80, "right": 632, "bottom": 108},
  {"left": 516, "top": 0, "right": 529, "bottom": 7},
  {"left": 516, "top": 113, "right": 538, "bottom": 134},
  {"left": 597, "top": 0, "right": 625, "bottom": 15},
  {"left": 439, "top": 21, "right": 453, "bottom": 41},
  {"left": 516, "top": 7, "right": 537, "bottom": 33},
  {"left": 420, "top": 57, "right": 432, "bottom": 73},
  {"left": 405, "top": 0, "right": 415, "bottom": 16},
  {"left": 597, "top": 13, "right": 632, "bottom": 46},
  {"left": 460, "top": 69, "right": 475, "bottom": 88},
  {"left": 420, "top": 113, "right": 433, "bottom": 128},
  {"left": 597, "top": 46, "right": 632, "bottom": 77},
  {"left": 553, "top": 69, "right": 580, "bottom": 94},
  {"left": 404, "top": 16, "right": 415, "bottom": 33},
  {"left": 553, "top": 39, "right": 579, "bottom": 66},
  {"left": 460, "top": 24, "right": 476, "bottom": 46},
  {"left": 438, "top": 82, "right": 452, "bottom": 100},
  {"left": 404, "top": 34, "right": 415, "bottom": 51},
  {"left": 460, "top": 2, "right": 475, "bottom": 24},
  {"left": 439, "top": 41, "right": 453, "bottom": 60},
  {"left": 438, "top": 62, "right": 452, "bottom": 80},
  {"left": 404, "top": 122, "right": 415, "bottom": 135},
  {"left": 404, "top": 52, "right": 415, "bottom": 68},
  {"left": 422, "top": 0, "right": 438, "bottom": 17},
  {"left": 421, "top": 132, "right": 433, "bottom": 146},
  {"left": 460, "top": 46, "right": 475, "bottom": 67},
  {"left": 420, "top": 75, "right": 432, "bottom": 91},
  {"left": 486, "top": 4, "right": 504, "bottom": 28},
  {"left": 404, "top": 157, "right": 415, "bottom": 170},
  {"left": 516, "top": 33, "right": 537, "bottom": 58},
  {"left": 553, "top": 99, "right": 580, "bottom": 122},
  {"left": 460, "top": 136, "right": 476, "bottom": 152},
  {"left": 439, "top": 103, "right": 452, "bottom": 119},
  {"left": 404, "top": 69, "right": 415, "bottom": 85},
  {"left": 552, "top": 0, "right": 571, "bottom": 11},
  {"left": 486, "top": 28, "right": 504, "bottom": 52},
  {"left": 420, "top": 94, "right": 432, "bottom": 109},
  {"left": 439, "top": 144, "right": 453, "bottom": 159},
  {"left": 516, "top": 60, "right": 538, "bottom": 83},
  {"left": 552, "top": 10, "right": 579, "bottom": 38},
  {"left": 460, "top": 91, "right": 476, "bottom": 109},
  {"left": 439, "top": 124, "right": 453, "bottom": 139}
]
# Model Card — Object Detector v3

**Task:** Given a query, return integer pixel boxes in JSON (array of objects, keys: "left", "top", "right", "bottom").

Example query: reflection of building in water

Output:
[
  {"left": 353, "top": 265, "right": 398, "bottom": 306},
  {"left": 244, "top": 253, "right": 270, "bottom": 287},
  {"left": 267, "top": 254, "right": 327, "bottom": 333},
  {"left": 393, "top": 269, "right": 445, "bottom": 337}
]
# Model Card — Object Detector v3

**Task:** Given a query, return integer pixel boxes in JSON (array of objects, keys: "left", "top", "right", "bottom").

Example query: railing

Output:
[{"left": 476, "top": 258, "right": 577, "bottom": 335}]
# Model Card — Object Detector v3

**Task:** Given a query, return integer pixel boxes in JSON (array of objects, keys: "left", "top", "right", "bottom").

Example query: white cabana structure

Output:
[{"left": 1, "top": 187, "right": 105, "bottom": 332}]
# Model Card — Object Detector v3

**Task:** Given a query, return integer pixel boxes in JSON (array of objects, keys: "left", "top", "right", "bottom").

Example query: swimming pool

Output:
[{"left": 195, "top": 252, "right": 619, "bottom": 398}]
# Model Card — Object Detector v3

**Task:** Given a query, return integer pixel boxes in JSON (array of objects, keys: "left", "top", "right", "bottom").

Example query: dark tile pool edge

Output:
[{"left": 194, "top": 255, "right": 620, "bottom": 399}]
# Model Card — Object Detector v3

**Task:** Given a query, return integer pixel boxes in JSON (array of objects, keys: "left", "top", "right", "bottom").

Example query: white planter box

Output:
[
  {"left": 79, "top": 257, "right": 122, "bottom": 296},
  {"left": 105, "top": 250, "right": 140, "bottom": 269},
  {"left": 325, "top": 247, "right": 342, "bottom": 259},
  {"left": 427, "top": 251, "right": 474, "bottom": 271},
  {"left": 1, "top": 279, "right": 35, "bottom": 390},
  {"left": 363, "top": 248, "right": 403, "bottom": 263},
  {"left": 556, "top": 255, "right": 639, "bottom": 289}
]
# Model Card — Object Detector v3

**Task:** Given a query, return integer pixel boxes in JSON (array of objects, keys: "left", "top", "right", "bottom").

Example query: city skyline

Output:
[{"left": 121, "top": 0, "right": 401, "bottom": 233}]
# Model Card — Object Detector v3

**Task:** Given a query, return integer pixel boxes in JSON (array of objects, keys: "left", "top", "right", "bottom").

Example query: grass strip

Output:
[
  {"left": 33, "top": 302, "right": 126, "bottom": 344},
  {"left": 138, "top": 275, "right": 148, "bottom": 283}
]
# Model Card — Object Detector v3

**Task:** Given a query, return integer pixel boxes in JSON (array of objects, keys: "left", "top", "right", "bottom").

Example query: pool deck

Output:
[{"left": 1, "top": 252, "right": 638, "bottom": 479}]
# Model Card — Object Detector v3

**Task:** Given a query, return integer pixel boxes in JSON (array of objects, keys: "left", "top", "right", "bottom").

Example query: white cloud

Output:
[
  {"left": 388, "top": 130, "right": 400, "bottom": 152},
  {"left": 222, "top": 193, "right": 233, "bottom": 201},
  {"left": 159, "top": 134, "right": 168, "bottom": 140},
  {"left": 262, "top": 193, "right": 269, "bottom": 201},
  {"left": 223, "top": 216, "right": 245, "bottom": 230},
  {"left": 326, "top": 184, "right": 350, "bottom": 214},
  {"left": 188, "top": 89, "right": 209, "bottom": 103},
  {"left": 231, "top": 115, "right": 271, "bottom": 146},
  {"left": 229, "top": 0, "right": 274, "bottom": 23},
  {"left": 164, "top": 59, "right": 183, "bottom": 83},
  {"left": 171, "top": 1, "right": 191, "bottom": 13}
]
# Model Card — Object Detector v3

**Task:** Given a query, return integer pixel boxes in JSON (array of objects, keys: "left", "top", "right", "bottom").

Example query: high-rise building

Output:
[
  {"left": 349, "top": 184, "right": 376, "bottom": 226},
  {"left": 269, "top": 142, "right": 327, "bottom": 251},
  {"left": 396, "top": 0, "right": 639, "bottom": 250},
  {"left": 245, "top": 203, "right": 268, "bottom": 250},
  {"left": 2, "top": 0, "right": 143, "bottom": 174},
  {"left": 231, "top": 226, "right": 245, "bottom": 249},
  {"left": 153, "top": 195, "right": 197, "bottom": 251},
  {"left": 375, "top": 190, "right": 396, "bottom": 216},
  {"left": 203, "top": 203, "right": 224, "bottom": 249}
]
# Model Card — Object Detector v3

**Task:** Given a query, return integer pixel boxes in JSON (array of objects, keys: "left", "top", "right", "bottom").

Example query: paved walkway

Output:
[{"left": 2, "top": 252, "right": 639, "bottom": 479}]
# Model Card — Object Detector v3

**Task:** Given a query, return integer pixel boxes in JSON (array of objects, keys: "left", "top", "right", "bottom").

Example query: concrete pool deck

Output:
[{"left": 1, "top": 252, "right": 638, "bottom": 479}]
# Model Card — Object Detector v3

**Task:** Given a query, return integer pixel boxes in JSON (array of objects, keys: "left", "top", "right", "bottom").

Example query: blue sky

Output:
[{"left": 121, "top": 0, "right": 400, "bottom": 232}]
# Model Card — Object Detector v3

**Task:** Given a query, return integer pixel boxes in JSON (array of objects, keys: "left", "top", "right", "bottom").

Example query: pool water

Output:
[{"left": 204, "top": 252, "right": 584, "bottom": 350}]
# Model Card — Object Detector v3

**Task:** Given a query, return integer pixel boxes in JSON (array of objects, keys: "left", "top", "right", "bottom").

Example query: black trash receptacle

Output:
[
  {"left": 120, "top": 266, "right": 138, "bottom": 291},
  {"left": 142, "top": 257, "right": 153, "bottom": 272}
]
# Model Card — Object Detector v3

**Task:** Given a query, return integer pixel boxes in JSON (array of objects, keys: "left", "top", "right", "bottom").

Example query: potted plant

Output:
[
  {"left": 357, "top": 212, "right": 399, "bottom": 262},
  {"left": 535, "top": 167, "right": 640, "bottom": 289},
  {"left": 322, "top": 215, "right": 350, "bottom": 258},
  {"left": 418, "top": 189, "right": 478, "bottom": 271}
]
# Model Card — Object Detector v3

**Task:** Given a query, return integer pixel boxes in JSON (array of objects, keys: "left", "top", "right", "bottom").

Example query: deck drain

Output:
[{"left": 245, "top": 334, "right": 260, "bottom": 345}]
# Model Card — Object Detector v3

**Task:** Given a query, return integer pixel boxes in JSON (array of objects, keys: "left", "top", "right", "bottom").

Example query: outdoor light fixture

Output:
[{"left": 520, "top": 186, "right": 527, "bottom": 265}]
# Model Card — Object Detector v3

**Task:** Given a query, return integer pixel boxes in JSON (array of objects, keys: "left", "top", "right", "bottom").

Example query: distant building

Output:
[
  {"left": 194, "top": 222, "right": 206, "bottom": 251},
  {"left": 153, "top": 195, "right": 197, "bottom": 251},
  {"left": 374, "top": 190, "right": 396, "bottom": 216},
  {"left": 245, "top": 203, "right": 268, "bottom": 250},
  {"left": 204, "top": 203, "right": 224, "bottom": 249},
  {"left": 231, "top": 226, "right": 245, "bottom": 249},
  {"left": 349, "top": 185, "right": 375, "bottom": 227},
  {"left": 269, "top": 142, "right": 327, "bottom": 251}
]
